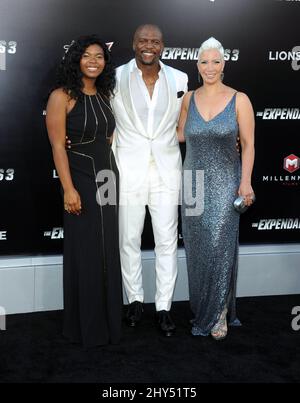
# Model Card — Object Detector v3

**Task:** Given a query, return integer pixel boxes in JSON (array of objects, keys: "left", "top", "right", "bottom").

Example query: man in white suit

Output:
[{"left": 111, "top": 24, "right": 188, "bottom": 336}]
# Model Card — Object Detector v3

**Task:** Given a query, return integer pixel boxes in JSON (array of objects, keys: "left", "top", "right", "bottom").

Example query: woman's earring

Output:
[
  {"left": 198, "top": 72, "right": 202, "bottom": 84},
  {"left": 221, "top": 71, "right": 224, "bottom": 81}
]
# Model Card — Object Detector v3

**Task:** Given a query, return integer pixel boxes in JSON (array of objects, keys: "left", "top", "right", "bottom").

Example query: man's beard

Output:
[{"left": 139, "top": 55, "right": 159, "bottom": 66}]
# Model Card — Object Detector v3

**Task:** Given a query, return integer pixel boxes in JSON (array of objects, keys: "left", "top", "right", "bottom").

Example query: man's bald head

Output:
[{"left": 133, "top": 24, "right": 163, "bottom": 43}]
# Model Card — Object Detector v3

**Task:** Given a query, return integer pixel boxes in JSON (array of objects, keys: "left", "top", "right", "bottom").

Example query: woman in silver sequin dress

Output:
[
  {"left": 178, "top": 38, "right": 255, "bottom": 340},
  {"left": 46, "top": 36, "right": 122, "bottom": 348}
]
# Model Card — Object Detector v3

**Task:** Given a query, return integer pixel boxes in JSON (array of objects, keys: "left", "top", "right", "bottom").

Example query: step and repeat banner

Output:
[{"left": 0, "top": 0, "right": 300, "bottom": 255}]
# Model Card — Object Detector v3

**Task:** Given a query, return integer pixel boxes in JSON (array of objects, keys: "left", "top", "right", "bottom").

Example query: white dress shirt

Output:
[{"left": 130, "top": 61, "right": 168, "bottom": 147}]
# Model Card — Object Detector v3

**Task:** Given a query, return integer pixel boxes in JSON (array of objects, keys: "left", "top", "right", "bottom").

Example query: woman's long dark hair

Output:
[{"left": 54, "top": 35, "right": 115, "bottom": 99}]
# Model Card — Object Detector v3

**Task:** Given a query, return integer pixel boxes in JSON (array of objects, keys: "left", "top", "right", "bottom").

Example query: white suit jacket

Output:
[{"left": 111, "top": 59, "right": 188, "bottom": 192}]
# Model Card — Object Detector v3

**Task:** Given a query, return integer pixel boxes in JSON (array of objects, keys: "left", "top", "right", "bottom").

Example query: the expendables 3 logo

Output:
[
  {"left": 161, "top": 48, "right": 239, "bottom": 61},
  {"left": 44, "top": 228, "right": 64, "bottom": 239},
  {"left": 0, "top": 231, "right": 7, "bottom": 241},
  {"left": 0, "top": 40, "right": 17, "bottom": 71},
  {"left": 256, "top": 108, "right": 300, "bottom": 120},
  {"left": 0, "top": 169, "right": 14, "bottom": 181},
  {"left": 252, "top": 218, "right": 300, "bottom": 230}
]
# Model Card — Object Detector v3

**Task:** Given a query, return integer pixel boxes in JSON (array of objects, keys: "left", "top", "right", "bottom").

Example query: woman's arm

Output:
[
  {"left": 236, "top": 92, "right": 255, "bottom": 206},
  {"left": 46, "top": 89, "right": 81, "bottom": 214},
  {"left": 177, "top": 91, "right": 193, "bottom": 143}
]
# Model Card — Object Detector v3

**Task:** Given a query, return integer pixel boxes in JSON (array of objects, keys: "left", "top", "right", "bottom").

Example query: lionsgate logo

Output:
[
  {"left": 44, "top": 227, "right": 64, "bottom": 239},
  {"left": 269, "top": 46, "right": 300, "bottom": 71},
  {"left": 162, "top": 48, "right": 239, "bottom": 61},
  {"left": 256, "top": 108, "right": 300, "bottom": 120},
  {"left": 0, "top": 231, "right": 7, "bottom": 241},
  {"left": 269, "top": 49, "right": 300, "bottom": 61},
  {"left": 262, "top": 154, "right": 300, "bottom": 185},
  {"left": 252, "top": 218, "right": 300, "bottom": 230}
]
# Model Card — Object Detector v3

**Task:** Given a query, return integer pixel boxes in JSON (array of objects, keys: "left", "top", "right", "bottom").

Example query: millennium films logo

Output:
[
  {"left": 252, "top": 218, "right": 300, "bottom": 230},
  {"left": 262, "top": 154, "right": 300, "bottom": 186},
  {"left": 0, "top": 40, "right": 17, "bottom": 71},
  {"left": 44, "top": 227, "right": 64, "bottom": 239},
  {"left": 162, "top": 48, "right": 239, "bottom": 61},
  {"left": 0, "top": 169, "right": 15, "bottom": 181},
  {"left": 269, "top": 46, "right": 300, "bottom": 71},
  {"left": 284, "top": 154, "right": 299, "bottom": 173},
  {"left": 256, "top": 108, "right": 300, "bottom": 120}
]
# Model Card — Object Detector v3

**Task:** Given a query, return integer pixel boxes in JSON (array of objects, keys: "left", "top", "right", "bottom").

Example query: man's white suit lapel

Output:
[
  {"left": 119, "top": 59, "right": 177, "bottom": 139},
  {"left": 119, "top": 60, "right": 148, "bottom": 138},
  {"left": 152, "top": 63, "right": 177, "bottom": 139}
]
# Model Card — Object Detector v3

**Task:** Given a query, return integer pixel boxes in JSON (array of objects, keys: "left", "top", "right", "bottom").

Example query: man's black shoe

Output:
[
  {"left": 157, "top": 310, "right": 176, "bottom": 337},
  {"left": 125, "top": 301, "right": 143, "bottom": 327}
]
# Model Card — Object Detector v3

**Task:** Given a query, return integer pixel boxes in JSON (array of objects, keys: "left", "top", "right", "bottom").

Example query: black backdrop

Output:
[{"left": 0, "top": 0, "right": 300, "bottom": 255}]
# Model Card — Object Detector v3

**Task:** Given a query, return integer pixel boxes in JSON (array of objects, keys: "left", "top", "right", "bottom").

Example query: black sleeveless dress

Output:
[{"left": 63, "top": 93, "right": 122, "bottom": 348}]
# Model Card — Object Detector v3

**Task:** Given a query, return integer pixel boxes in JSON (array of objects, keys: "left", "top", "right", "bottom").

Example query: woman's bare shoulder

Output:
[{"left": 48, "top": 88, "right": 69, "bottom": 102}]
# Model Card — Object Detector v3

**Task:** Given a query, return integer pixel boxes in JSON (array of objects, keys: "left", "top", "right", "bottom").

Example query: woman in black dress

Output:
[{"left": 46, "top": 35, "right": 122, "bottom": 348}]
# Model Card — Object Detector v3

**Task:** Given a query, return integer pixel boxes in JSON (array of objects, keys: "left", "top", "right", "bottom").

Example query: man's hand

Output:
[
  {"left": 236, "top": 135, "right": 241, "bottom": 155},
  {"left": 65, "top": 135, "right": 71, "bottom": 149}
]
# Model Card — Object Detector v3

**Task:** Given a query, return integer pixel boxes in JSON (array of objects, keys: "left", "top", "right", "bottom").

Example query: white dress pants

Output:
[{"left": 119, "top": 161, "right": 179, "bottom": 311}]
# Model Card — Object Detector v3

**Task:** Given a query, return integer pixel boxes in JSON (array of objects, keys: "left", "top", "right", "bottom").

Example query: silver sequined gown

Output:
[{"left": 182, "top": 92, "right": 241, "bottom": 336}]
